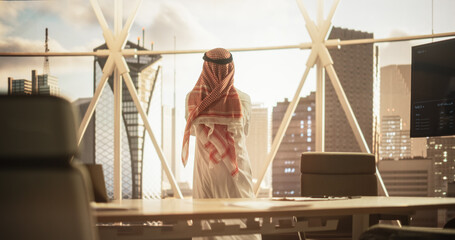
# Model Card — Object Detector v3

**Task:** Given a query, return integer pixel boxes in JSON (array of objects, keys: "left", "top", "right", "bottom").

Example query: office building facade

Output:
[
  {"left": 427, "top": 137, "right": 455, "bottom": 226},
  {"left": 378, "top": 158, "right": 433, "bottom": 197},
  {"left": 324, "top": 27, "right": 375, "bottom": 152},
  {"left": 37, "top": 74, "right": 60, "bottom": 96},
  {"left": 73, "top": 98, "right": 95, "bottom": 164},
  {"left": 380, "top": 65, "right": 411, "bottom": 128},
  {"left": 7, "top": 70, "right": 59, "bottom": 96},
  {"left": 380, "top": 65, "right": 426, "bottom": 159},
  {"left": 272, "top": 92, "right": 315, "bottom": 197},
  {"left": 380, "top": 115, "right": 411, "bottom": 160},
  {"left": 246, "top": 103, "right": 271, "bottom": 197},
  {"left": 94, "top": 41, "right": 162, "bottom": 199},
  {"left": 7, "top": 78, "right": 32, "bottom": 95},
  {"left": 427, "top": 137, "right": 455, "bottom": 198},
  {"left": 378, "top": 158, "right": 436, "bottom": 226}
]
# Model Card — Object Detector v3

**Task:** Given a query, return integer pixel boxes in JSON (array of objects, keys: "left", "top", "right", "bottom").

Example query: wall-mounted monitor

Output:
[{"left": 411, "top": 38, "right": 455, "bottom": 138}]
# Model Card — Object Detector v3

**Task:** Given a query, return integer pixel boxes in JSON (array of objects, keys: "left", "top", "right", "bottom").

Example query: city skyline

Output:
[
  {"left": 1, "top": 0, "right": 454, "bottom": 106},
  {"left": 1, "top": 0, "right": 455, "bottom": 193},
  {"left": 7, "top": 69, "right": 59, "bottom": 96}
]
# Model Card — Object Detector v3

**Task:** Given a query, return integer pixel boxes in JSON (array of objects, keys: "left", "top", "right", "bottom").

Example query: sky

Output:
[
  {"left": 1, "top": 0, "right": 455, "bottom": 183},
  {"left": 1, "top": 0, "right": 455, "bottom": 105}
]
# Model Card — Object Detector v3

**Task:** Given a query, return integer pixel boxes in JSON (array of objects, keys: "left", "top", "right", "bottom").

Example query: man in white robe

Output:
[{"left": 182, "top": 48, "right": 260, "bottom": 240}]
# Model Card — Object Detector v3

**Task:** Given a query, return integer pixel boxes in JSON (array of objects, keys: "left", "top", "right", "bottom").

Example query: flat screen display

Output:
[{"left": 411, "top": 38, "right": 455, "bottom": 137}]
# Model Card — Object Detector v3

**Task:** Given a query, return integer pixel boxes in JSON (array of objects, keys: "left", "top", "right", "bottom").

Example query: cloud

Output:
[
  {"left": 0, "top": 36, "right": 89, "bottom": 70},
  {"left": 13, "top": 0, "right": 131, "bottom": 29},
  {"left": 0, "top": 23, "right": 11, "bottom": 37},
  {"left": 0, "top": 2, "right": 26, "bottom": 23},
  {"left": 135, "top": 1, "right": 221, "bottom": 106},
  {"left": 145, "top": 1, "right": 219, "bottom": 50},
  {"left": 0, "top": 2, "right": 27, "bottom": 37},
  {"left": 34, "top": 0, "right": 97, "bottom": 27},
  {"left": 31, "top": 0, "right": 166, "bottom": 31}
]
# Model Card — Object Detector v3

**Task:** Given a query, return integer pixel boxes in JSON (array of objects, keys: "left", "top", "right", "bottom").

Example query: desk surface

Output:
[{"left": 94, "top": 196, "right": 455, "bottom": 223}]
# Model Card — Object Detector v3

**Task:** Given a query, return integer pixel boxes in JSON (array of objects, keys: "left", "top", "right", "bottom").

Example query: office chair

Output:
[
  {"left": 298, "top": 152, "right": 410, "bottom": 239},
  {"left": 359, "top": 224, "right": 455, "bottom": 240},
  {"left": 0, "top": 95, "right": 99, "bottom": 240},
  {"left": 263, "top": 152, "right": 380, "bottom": 240}
]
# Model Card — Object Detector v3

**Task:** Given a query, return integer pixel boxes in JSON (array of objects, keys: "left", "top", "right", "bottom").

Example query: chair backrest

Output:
[
  {"left": 300, "top": 152, "right": 378, "bottom": 197},
  {"left": 0, "top": 95, "right": 98, "bottom": 240},
  {"left": 0, "top": 95, "right": 78, "bottom": 164},
  {"left": 360, "top": 224, "right": 455, "bottom": 240}
]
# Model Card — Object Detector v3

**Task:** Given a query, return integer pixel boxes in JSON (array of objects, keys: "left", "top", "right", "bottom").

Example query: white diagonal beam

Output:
[
  {"left": 324, "top": 64, "right": 370, "bottom": 152},
  {"left": 254, "top": 66, "right": 312, "bottom": 196},
  {"left": 316, "top": 0, "right": 325, "bottom": 152},
  {"left": 122, "top": 71, "right": 184, "bottom": 199},
  {"left": 255, "top": 0, "right": 385, "bottom": 198},
  {"left": 113, "top": 0, "right": 123, "bottom": 201},
  {"left": 85, "top": 0, "right": 182, "bottom": 199},
  {"left": 254, "top": 0, "right": 341, "bottom": 196},
  {"left": 297, "top": 0, "right": 370, "bottom": 152},
  {"left": 77, "top": 55, "right": 115, "bottom": 145}
]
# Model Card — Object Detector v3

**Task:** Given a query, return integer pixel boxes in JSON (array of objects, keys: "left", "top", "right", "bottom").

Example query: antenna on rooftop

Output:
[
  {"left": 43, "top": 28, "right": 50, "bottom": 75},
  {"left": 142, "top": 27, "right": 145, "bottom": 48}
]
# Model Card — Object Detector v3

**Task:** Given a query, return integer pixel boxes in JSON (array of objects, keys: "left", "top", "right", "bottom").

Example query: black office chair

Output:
[
  {"left": 298, "top": 152, "right": 410, "bottom": 239},
  {"left": 0, "top": 95, "right": 99, "bottom": 240},
  {"left": 359, "top": 224, "right": 455, "bottom": 240}
]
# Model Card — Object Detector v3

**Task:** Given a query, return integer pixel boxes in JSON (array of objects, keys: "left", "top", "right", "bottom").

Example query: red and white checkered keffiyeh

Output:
[{"left": 182, "top": 48, "right": 242, "bottom": 176}]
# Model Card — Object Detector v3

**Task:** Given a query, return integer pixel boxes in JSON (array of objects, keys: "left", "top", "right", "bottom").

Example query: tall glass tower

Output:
[
  {"left": 94, "top": 41, "right": 162, "bottom": 199},
  {"left": 324, "top": 27, "right": 375, "bottom": 152}
]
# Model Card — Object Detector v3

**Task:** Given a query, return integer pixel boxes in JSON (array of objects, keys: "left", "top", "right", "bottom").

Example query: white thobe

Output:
[{"left": 186, "top": 88, "right": 261, "bottom": 240}]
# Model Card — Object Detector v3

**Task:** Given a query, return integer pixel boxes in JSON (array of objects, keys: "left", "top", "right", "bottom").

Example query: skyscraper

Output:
[
  {"left": 245, "top": 103, "right": 271, "bottom": 197},
  {"left": 37, "top": 74, "right": 59, "bottom": 96},
  {"left": 7, "top": 78, "right": 32, "bottom": 95},
  {"left": 427, "top": 137, "right": 455, "bottom": 198},
  {"left": 324, "top": 27, "right": 375, "bottom": 152},
  {"left": 272, "top": 92, "right": 315, "bottom": 197},
  {"left": 378, "top": 158, "right": 433, "bottom": 197},
  {"left": 427, "top": 138, "right": 455, "bottom": 227},
  {"left": 94, "top": 41, "right": 162, "bottom": 199},
  {"left": 380, "top": 115, "right": 411, "bottom": 160},
  {"left": 380, "top": 65, "right": 426, "bottom": 159},
  {"left": 378, "top": 158, "right": 436, "bottom": 226},
  {"left": 380, "top": 65, "right": 411, "bottom": 127},
  {"left": 7, "top": 70, "right": 59, "bottom": 96},
  {"left": 73, "top": 97, "right": 95, "bottom": 165}
]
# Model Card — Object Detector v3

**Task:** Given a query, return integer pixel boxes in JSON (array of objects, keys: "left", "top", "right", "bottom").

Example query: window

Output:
[{"left": 5, "top": 0, "right": 453, "bottom": 200}]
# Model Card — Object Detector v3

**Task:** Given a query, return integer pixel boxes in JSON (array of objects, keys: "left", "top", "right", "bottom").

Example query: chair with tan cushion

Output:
[{"left": 299, "top": 152, "right": 409, "bottom": 239}]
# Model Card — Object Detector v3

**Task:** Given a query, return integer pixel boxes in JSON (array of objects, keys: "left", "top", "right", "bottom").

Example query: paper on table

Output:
[
  {"left": 271, "top": 196, "right": 354, "bottom": 201},
  {"left": 225, "top": 200, "right": 310, "bottom": 210},
  {"left": 90, "top": 202, "right": 137, "bottom": 211}
]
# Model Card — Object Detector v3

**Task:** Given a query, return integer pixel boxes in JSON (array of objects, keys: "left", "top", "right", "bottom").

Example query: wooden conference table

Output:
[{"left": 93, "top": 196, "right": 455, "bottom": 240}]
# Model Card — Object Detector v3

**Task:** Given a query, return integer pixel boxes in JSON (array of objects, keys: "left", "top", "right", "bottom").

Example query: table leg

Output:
[{"left": 352, "top": 214, "right": 370, "bottom": 240}]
